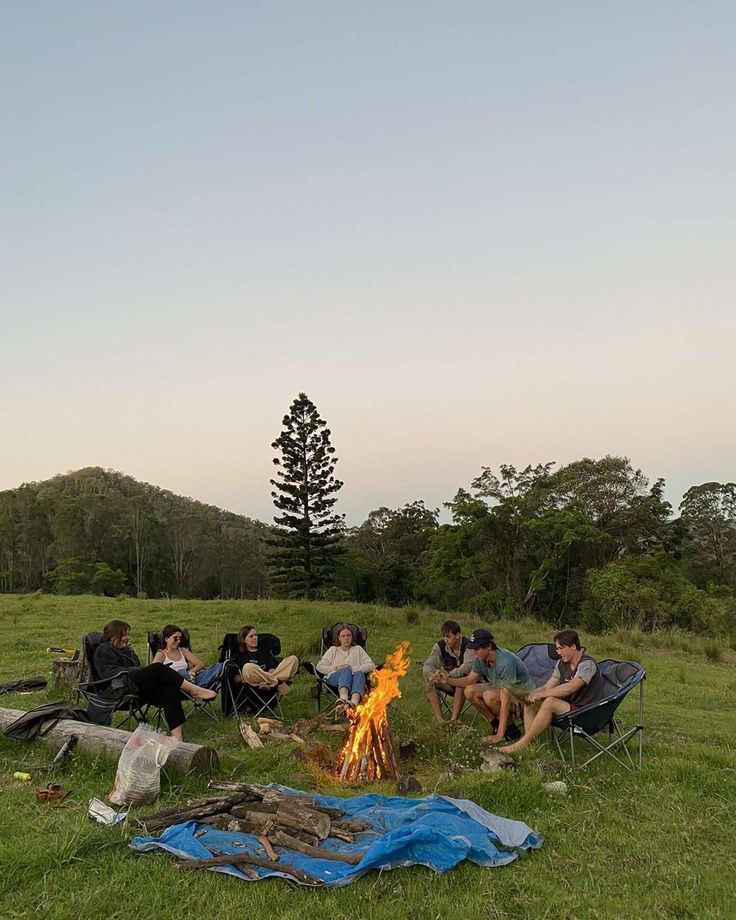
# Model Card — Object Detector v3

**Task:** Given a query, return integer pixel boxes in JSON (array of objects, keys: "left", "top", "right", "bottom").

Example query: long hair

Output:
[
  {"left": 102, "top": 620, "right": 130, "bottom": 644},
  {"left": 333, "top": 623, "right": 354, "bottom": 646},
  {"left": 237, "top": 625, "right": 256, "bottom": 652}
]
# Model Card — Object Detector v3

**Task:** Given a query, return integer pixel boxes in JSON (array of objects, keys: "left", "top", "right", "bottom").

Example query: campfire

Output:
[{"left": 336, "top": 641, "right": 410, "bottom": 783}]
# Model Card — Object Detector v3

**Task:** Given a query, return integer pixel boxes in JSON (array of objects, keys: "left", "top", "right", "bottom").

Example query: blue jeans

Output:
[
  {"left": 194, "top": 662, "right": 223, "bottom": 688},
  {"left": 327, "top": 667, "right": 366, "bottom": 698}
]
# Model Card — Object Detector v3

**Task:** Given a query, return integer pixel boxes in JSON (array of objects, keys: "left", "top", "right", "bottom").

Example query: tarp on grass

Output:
[{"left": 130, "top": 786, "right": 543, "bottom": 886}]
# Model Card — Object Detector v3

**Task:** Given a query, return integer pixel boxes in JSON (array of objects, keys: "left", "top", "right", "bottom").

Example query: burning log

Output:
[{"left": 335, "top": 642, "right": 410, "bottom": 784}]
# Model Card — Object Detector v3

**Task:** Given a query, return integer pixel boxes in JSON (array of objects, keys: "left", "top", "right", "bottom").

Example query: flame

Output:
[{"left": 336, "top": 641, "right": 411, "bottom": 781}]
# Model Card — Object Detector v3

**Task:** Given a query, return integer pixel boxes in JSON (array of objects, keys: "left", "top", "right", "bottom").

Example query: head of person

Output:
[
  {"left": 102, "top": 620, "right": 131, "bottom": 650},
  {"left": 162, "top": 624, "right": 184, "bottom": 652},
  {"left": 334, "top": 624, "right": 354, "bottom": 649},
  {"left": 554, "top": 629, "right": 581, "bottom": 663},
  {"left": 466, "top": 628, "right": 497, "bottom": 662},
  {"left": 441, "top": 619, "right": 461, "bottom": 650},
  {"left": 237, "top": 625, "right": 258, "bottom": 653}
]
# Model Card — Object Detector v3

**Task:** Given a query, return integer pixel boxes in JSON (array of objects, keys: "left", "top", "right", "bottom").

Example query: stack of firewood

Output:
[
  {"left": 134, "top": 782, "right": 373, "bottom": 884},
  {"left": 238, "top": 714, "right": 326, "bottom": 749}
]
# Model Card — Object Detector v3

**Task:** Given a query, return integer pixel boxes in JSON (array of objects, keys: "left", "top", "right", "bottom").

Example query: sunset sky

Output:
[{"left": 2, "top": 3, "right": 734, "bottom": 523}]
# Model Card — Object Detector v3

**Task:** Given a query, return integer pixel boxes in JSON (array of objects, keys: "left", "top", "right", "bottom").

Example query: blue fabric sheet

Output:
[{"left": 130, "top": 786, "right": 543, "bottom": 886}]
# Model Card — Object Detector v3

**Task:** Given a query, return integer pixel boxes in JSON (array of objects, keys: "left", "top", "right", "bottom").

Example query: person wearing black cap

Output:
[{"left": 440, "top": 628, "right": 533, "bottom": 741}]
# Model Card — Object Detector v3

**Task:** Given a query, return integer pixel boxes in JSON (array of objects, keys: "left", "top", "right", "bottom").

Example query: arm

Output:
[
  {"left": 447, "top": 660, "right": 473, "bottom": 679},
  {"left": 94, "top": 645, "right": 130, "bottom": 682},
  {"left": 152, "top": 650, "right": 166, "bottom": 665},
  {"left": 316, "top": 647, "right": 335, "bottom": 675},
  {"left": 444, "top": 669, "right": 480, "bottom": 689},
  {"left": 352, "top": 646, "right": 374, "bottom": 673},
  {"left": 422, "top": 644, "right": 442, "bottom": 680},
  {"left": 528, "top": 674, "right": 585, "bottom": 703},
  {"left": 183, "top": 649, "right": 204, "bottom": 672}
]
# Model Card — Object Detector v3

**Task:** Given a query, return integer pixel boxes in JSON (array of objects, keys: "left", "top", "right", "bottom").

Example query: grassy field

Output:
[{"left": 0, "top": 594, "right": 734, "bottom": 920}]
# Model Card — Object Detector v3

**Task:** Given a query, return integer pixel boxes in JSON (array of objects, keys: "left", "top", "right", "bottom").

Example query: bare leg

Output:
[
  {"left": 504, "top": 698, "right": 571, "bottom": 754},
  {"left": 350, "top": 692, "right": 361, "bottom": 707},
  {"left": 425, "top": 688, "right": 445, "bottom": 723},
  {"left": 450, "top": 686, "right": 465, "bottom": 721},
  {"left": 181, "top": 678, "right": 216, "bottom": 701},
  {"left": 171, "top": 725, "right": 183, "bottom": 742},
  {"left": 482, "top": 688, "right": 512, "bottom": 744},
  {"left": 464, "top": 683, "right": 496, "bottom": 722}
]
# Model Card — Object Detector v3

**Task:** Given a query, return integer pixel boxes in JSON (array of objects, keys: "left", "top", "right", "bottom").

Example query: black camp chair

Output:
[
  {"left": 77, "top": 632, "right": 164, "bottom": 730},
  {"left": 218, "top": 632, "right": 285, "bottom": 720},
  {"left": 147, "top": 630, "right": 220, "bottom": 723},
  {"left": 550, "top": 659, "right": 645, "bottom": 771},
  {"left": 302, "top": 623, "right": 372, "bottom": 714},
  {"left": 515, "top": 642, "right": 645, "bottom": 771}
]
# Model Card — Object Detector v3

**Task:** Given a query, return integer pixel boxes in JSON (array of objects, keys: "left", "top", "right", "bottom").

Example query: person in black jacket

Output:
[{"left": 92, "top": 620, "right": 216, "bottom": 740}]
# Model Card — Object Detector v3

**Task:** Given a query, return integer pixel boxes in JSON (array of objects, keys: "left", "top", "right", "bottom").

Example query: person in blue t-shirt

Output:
[{"left": 439, "top": 629, "right": 533, "bottom": 742}]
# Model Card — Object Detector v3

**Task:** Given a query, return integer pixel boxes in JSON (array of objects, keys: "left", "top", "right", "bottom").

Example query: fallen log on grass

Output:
[{"left": 0, "top": 706, "right": 219, "bottom": 774}]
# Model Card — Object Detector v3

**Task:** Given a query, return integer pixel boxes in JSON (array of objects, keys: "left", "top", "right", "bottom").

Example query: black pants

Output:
[{"left": 129, "top": 663, "right": 186, "bottom": 731}]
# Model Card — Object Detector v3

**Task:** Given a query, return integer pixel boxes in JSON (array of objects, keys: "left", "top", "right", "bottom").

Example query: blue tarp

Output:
[{"left": 130, "top": 786, "right": 543, "bottom": 886}]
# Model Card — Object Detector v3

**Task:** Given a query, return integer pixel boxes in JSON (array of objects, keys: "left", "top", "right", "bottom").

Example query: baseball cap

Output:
[{"left": 467, "top": 629, "right": 494, "bottom": 649}]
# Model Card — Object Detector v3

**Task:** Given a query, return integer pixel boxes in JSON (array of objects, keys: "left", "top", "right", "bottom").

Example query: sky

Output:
[{"left": 1, "top": 2, "right": 734, "bottom": 524}]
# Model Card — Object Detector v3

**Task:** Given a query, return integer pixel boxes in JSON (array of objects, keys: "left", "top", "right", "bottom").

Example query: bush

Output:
[{"left": 580, "top": 553, "right": 719, "bottom": 633}]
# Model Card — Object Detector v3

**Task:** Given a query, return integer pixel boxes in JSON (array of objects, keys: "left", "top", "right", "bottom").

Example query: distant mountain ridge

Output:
[{"left": 0, "top": 466, "right": 270, "bottom": 598}]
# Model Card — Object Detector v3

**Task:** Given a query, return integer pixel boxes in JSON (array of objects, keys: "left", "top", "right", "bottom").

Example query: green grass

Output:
[{"left": 0, "top": 594, "right": 734, "bottom": 920}]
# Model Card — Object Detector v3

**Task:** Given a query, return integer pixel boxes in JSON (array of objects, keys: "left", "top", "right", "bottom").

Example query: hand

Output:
[
  {"left": 482, "top": 733, "right": 505, "bottom": 746},
  {"left": 527, "top": 691, "right": 542, "bottom": 704}
]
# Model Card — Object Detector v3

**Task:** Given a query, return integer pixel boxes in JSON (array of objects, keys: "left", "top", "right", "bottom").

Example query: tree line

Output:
[
  {"left": 0, "top": 467, "right": 269, "bottom": 599},
  {"left": 1, "top": 393, "right": 734, "bottom": 634}
]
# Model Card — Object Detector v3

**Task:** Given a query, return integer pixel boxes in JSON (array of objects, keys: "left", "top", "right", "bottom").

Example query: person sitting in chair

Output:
[
  {"left": 503, "top": 629, "right": 604, "bottom": 755},
  {"left": 439, "top": 629, "right": 533, "bottom": 742},
  {"left": 316, "top": 623, "right": 375, "bottom": 712},
  {"left": 423, "top": 619, "right": 474, "bottom": 723},
  {"left": 92, "top": 619, "right": 216, "bottom": 741},
  {"left": 152, "top": 624, "right": 223, "bottom": 688},
  {"left": 231, "top": 625, "right": 299, "bottom": 696}
]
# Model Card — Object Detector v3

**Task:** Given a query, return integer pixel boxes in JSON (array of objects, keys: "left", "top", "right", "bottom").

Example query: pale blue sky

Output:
[{"left": 2, "top": 2, "right": 734, "bottom": 522}]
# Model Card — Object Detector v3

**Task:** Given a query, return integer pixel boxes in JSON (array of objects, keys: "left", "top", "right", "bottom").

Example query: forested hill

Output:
[{"left": 0, "top": 467, "right": 270, "bottom": 598}]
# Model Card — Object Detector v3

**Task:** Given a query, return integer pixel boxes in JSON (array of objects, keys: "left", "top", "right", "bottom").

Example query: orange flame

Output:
[{"left": 336, "top": 641, "right": 411, "bottom": 781}]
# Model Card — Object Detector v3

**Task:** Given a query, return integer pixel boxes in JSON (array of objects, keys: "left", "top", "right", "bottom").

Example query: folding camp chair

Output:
[
  {"left": 147, "top": 630, "right": 220, "bottom": 723},
  {"left": 550, "top": 660, "right": 645, "bottom": 771},
  {"left": 302, "top": 623, "right": 371, "bottom": 714},
  {"left": 515, "top": 643, "right": 645, "bottom": 771},
  {"left": 77, "top": 632, "right": 164, "bottom": 730},
  {"left": 218, "top": 632, "right": 285, "bottom": 720}
]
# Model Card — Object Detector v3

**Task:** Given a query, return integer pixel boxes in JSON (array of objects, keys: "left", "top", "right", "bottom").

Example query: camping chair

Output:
[
  {"left": 147, "top": 630, "right": 220, "bottom": 723},
  {"left": 77, "top": 632, "right": 164, "bottom": 730},
  {"left": 302, "top": 623, "right": 371, "bottom": 714},
  {"left": 515, "top": 643, "right": 645, "bottom": 771},
  {"left": 550, "top": 660, "right": 645, "bottom": 771},
  {"left": 218, "top": 632, "right": 285, "bottom": 720}
]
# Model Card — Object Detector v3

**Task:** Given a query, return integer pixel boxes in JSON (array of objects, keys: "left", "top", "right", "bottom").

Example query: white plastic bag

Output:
[{"left": 108, "top": 724, "right": 179, "bottom": 806}]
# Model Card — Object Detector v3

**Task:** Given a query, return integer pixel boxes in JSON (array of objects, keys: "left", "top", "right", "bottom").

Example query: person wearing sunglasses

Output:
[{"left": 153, "top": 624, "right": 223, "bottom": 688}]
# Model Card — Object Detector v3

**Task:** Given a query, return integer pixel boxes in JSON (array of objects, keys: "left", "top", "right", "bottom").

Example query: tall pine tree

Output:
[{"left": 270, "top": 393, "right": 344, "bottom": 597}]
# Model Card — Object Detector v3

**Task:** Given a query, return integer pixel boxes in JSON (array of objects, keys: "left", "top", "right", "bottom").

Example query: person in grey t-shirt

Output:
[{"left": 503, "top": 629, "right": 604, "bottom": 755}]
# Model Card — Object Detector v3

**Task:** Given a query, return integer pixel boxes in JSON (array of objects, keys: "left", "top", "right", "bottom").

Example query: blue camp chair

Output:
[{"left": 515, "top": 643, "right": 645, "bottom": 771}]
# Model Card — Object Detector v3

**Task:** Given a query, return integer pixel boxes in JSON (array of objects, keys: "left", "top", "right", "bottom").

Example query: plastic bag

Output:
[{"left": 108, "top": 724, "right": 179, "bottom": 805}]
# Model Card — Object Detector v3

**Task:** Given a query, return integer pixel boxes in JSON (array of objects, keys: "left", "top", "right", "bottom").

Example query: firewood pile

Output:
[
  {"left": 134, "top": 782, "right": 373, "bottom": 884},
  {"left": 238, "top": 715, "right": 326, "bottom": 749}
]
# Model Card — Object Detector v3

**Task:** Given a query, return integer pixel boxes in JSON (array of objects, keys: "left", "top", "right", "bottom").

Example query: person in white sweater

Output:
[{"left": 316, "top": 624, "right": 375, "bottom": 709}]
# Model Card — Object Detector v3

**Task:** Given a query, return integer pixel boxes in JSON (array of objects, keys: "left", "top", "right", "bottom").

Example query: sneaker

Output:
[{"left": 504, "top": 721, "right": 522, "bottom": 742}]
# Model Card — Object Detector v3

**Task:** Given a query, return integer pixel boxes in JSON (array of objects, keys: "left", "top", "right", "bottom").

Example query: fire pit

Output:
[{"left": 336, "top": 642, "right": 410, "bottom": 783}]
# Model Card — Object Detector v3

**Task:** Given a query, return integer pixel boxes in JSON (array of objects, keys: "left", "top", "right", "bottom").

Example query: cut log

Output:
[
  {"left": 258, "top": 835, "right": 278, "bottom": 862},
  {"left": 267, "top": 731, "right": 306, "bottom": 745},
  {"left": 290, "top": 714, "right": 326, "bottom": 736},
  {"left": 51, "top": 658, "right": 87, "bottom": 692},
  {"left": 0, "top": 707, "right": 218, "bottom": 774},
  {"left": 238, "top": 720, "right": 263, "bottom": 749},
  {"left": 268, "top": 829, "right": 363, "bottom": 866},
  {"left": 276, "top": 801, "right": 330, "bottom": 840},
  {"left": 136, "top": 794, "right": 256, "bottom": 830}
]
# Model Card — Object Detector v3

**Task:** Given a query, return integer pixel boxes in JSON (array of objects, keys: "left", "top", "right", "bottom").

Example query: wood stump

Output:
[{"left": 51, "top": 658, "right": 87, "bottom": 692}]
